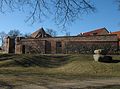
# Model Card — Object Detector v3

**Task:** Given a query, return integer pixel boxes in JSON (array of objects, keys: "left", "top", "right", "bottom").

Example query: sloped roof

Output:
[
  {"left": 81, "top": 28, "right": 109, "bottom": 36},
  {"left": 111, "top": 31, "right": 120, "bottom": 39},
  {"left": 31, "top": 28, "right": 52, "bottom": 38}
]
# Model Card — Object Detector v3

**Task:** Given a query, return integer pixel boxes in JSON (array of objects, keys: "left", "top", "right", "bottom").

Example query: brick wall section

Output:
[
  {"left": 40, "top": 34, "right": 118, "bottom": 42},
  {"left": 15, "top": 34, "right": 119, "bottom": 54},
  {"left": 15, "top": 45, "right": 22, "bottom": 54},
  {"left": 65, "top": 41, "right": 118, "bottom": 54},
  {"left": 19, "top": 39, "right": 46, "bottom": 54},
  {"left": 5, "top": 37, "right": 15, "bottom": 53}
]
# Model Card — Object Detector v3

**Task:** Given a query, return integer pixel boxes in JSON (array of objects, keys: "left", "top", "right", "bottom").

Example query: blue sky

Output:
[{"left": 0, "top": 0, "right": 120, "bottom": 36}]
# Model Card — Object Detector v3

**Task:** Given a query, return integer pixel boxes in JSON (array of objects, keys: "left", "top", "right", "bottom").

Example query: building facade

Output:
[{"left": 4, "top": 28, "right": 119, "bottom": 54}]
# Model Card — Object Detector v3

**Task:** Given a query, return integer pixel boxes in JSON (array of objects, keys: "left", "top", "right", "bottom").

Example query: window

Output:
[{"left": 56, "top": 42, "right": 62, "bottom": 47}]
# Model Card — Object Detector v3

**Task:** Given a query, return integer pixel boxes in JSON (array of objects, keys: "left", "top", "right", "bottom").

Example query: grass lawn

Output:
[{"left": 0, "top": 54, "right": 120, "bottom": 89}]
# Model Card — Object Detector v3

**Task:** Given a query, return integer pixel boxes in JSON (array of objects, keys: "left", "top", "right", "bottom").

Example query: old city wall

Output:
[
  {"left": 5, "top": 37, "right": 15, "bottom": 53},
  {"left": 15, "top": 38, "right": 46, "bottom": 54},
  {"left": 15, "top": 34, "right": 119, "bottom": 54},
  {"left": 44, "top": 34, "right": 118, "bottom": 54}
]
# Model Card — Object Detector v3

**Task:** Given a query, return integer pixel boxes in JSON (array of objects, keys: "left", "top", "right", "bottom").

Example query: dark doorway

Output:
[
  {"left": 56, "top": 41, "right": 62, "bottom": 53},
  {"left": 9, "top": 38, "right": 15, "bottom": 53},
  {"left": 22, "top": 45, "right": 25, "bottom": 54}
]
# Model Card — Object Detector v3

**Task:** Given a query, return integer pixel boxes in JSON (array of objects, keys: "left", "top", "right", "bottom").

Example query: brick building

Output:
[
  {"left": 4, "top": 28, "right": 119, "bottom": 54},
  {"left": 81, "top": 28, "right": 109, "bottom": 36},
  {"left": 111, "top": 31, "right": 120, "bottom": 46}
]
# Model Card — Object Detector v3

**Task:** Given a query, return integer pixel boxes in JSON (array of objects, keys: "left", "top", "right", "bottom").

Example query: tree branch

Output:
[{"left": 0, "top": 0, "right": 95, "bottom": 28}]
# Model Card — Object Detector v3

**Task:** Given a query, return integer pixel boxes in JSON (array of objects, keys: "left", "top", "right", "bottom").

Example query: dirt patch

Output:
[
  {"left": 46, "top": 78, "right": 120, "bottom": 89},
  {"left": 0, "top": 76, "right": 120, "bottom": 89}
]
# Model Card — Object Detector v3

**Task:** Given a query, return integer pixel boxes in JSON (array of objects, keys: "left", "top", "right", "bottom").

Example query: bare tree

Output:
[
  {"left": 65, "top": 32, "right": 71, "bottom": 36},
  {"left": 46, "top": 29, "right": 57, "bottom": 37},
  {"left": 8, "top": 29, "right": 22, "bottom": 38},
  {"left": 117, "top": 0, "right": 120, "bottom": 9},
  {"left": 0, "top": 31, "right": 6, "bottom": 46},
  {"left": 23, "top": 33, "right": 31, "bottom": 38},
  {"left": 0, "top": 0, "right": 95, "bottom": 27}
]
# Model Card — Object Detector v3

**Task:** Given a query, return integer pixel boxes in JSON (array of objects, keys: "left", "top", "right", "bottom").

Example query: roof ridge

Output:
[{"left": 31, "top": 27, "right": 52, "bottom": 38}]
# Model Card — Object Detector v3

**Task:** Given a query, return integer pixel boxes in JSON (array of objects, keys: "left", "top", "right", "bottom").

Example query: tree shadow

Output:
[
  {"left": 0, "top": 81, "right": 14, "bottom": 89},
  {"left": 99, "top": 56, "right": 120, "bottom": 63},
  {"left": 13, "top": 55, "right": 70, "bottom": 67},
  {"left": 0, "top": 54, "right": 15, "bottom": 61}
]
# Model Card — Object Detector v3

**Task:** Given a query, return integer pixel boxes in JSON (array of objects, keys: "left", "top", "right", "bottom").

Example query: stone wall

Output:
[
  {"left": 14, "top": 34, "right": 119, "bottom": 54},
  {"left": 65, "top": 41, "right": 118, "bottom": 54}
]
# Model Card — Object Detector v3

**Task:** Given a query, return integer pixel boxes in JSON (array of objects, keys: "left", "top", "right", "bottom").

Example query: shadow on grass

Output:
[
  {"left": 13, "top": 55, "right": 70, "bottom": 67},
  {"left": 85, "top": 85, "right": 120, "bottom": 89},
  {"left": 99, "top": 56, "right": 120, "bottom": 63},
  {"left": 0, "top": 81, "right": 14, "bottom": 89},
  {"left": 0, "top": 54, "right": 15, "bottom": 61}
]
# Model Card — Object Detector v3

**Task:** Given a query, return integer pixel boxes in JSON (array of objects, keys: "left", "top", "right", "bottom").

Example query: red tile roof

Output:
[
  {"left": 111, "top": 31, "right": 120, "bottom": 39},
  {"left": 82, "top": 28, "right": 109, "bottom": 36}
]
